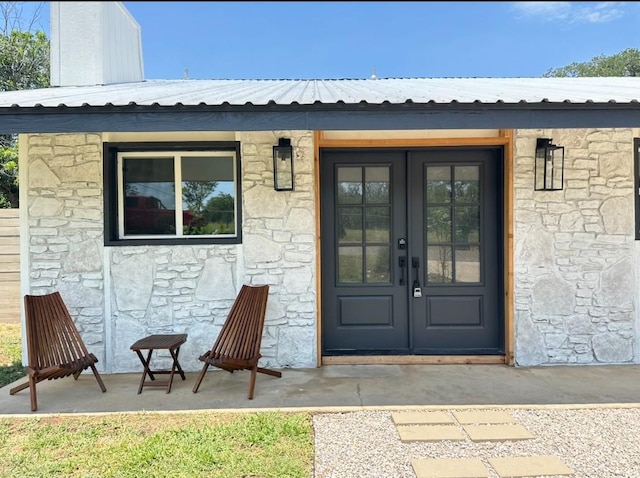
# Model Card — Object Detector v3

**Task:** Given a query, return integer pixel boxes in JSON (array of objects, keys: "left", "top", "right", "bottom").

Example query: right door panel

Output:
[{"left": 408, "top": 148, "right": 504, "bottom": 354}]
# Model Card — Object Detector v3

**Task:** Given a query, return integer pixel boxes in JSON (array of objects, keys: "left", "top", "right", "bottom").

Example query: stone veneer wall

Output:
[
  {"left": 514, "top": 128, "right": 637, "bottom": 366},
  {"left": 28, "top": 128, "right": 637, "bottom": 371},
  {"left": 25, "top": 133, "right": 106, "bottom": 365},
  {"left": 25, "top": 131, "right": 317, "bottom": 374}
]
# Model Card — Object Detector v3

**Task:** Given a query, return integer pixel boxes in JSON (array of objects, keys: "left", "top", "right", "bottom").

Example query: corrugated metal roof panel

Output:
[{"left": 1, "top": 77, "right": 640, "bottom": 108}]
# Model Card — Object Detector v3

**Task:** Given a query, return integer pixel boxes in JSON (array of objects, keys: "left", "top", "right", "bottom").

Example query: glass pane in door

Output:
[
  {"left": 426, "top": 166, "right": 451, "bottom": 203},
  {"left": 337, "top": 165, "right": 391, "bottom": 285},
  {"left": 365, "top": 167, "right": 390, "bottom": 203},
  {"left": 338, "top": 207, "right": 363, "bottom": 243},
  {"left": 338, "top": 246, "right": 363, "bottom": 283},
  {"left": 365, "top": 207, "right": 390, "bottom": 242},
  {"left": 425, "top": 164, "right": 481, "bottom": 284},
  {"left": 455, "top": 246, "right": 480, "bottom": 282},
  {"left": 338, "top": 167, "right": 363, "bottom": 204},
  {"left": 366, "top": 246, "right": 391, "bottom": 283},
  {"left": 427, "top": 245, "right": 452, "bottom": 283}
]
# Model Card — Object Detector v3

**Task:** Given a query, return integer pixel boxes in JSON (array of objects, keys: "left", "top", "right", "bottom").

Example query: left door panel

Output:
[{"left": 320, "top": 150, "right": 409, "bottom": 354}]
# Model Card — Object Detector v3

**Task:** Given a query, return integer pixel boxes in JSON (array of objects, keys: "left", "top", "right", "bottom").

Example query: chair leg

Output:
[
  {"left": 257, "top": 367, "right": 282, "bottom": 378},
  {"left": 29, "top": 375, "right": 37, "bottom": 412},
  {"left": 90, "top": 365, "right": 107, "bottom": 392},
  {"left": 9, "top": 376, "right": 38, "bottom": 411},
  {"left": 247, "top": 366, "right": 258, "bottom": 400},
  {"left": 9, "top": 380, "right": 30, "bottom": 395},
  {"left": 192, "top": 363, "right": 210, "bottom": 393}
]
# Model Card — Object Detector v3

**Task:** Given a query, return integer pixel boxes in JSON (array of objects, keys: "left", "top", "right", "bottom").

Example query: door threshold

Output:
[{"left": 321, "top": 355, "right": 506, "bottom": 365}]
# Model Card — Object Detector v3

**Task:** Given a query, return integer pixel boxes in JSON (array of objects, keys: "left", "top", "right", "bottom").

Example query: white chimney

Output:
[{"left": 50, "top": 1, "right": 144, "bottom": 86}]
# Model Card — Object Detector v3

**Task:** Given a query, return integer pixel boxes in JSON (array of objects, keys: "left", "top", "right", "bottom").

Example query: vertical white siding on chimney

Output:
[{"left": 50, "top": 2, "right": 144, "bottom": 87}]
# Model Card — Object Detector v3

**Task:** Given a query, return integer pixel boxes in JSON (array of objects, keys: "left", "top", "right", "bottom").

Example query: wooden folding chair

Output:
[
  {"left": 9, "top": 292, "right": 106, "bottom": 411},
  {"left": 192, "top": 284, "right": 281, "bottom": 399}
]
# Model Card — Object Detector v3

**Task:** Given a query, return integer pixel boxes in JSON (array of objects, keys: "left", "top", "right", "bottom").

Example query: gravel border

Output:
[{"left": 312, "top": 406, "right": 640, "bottom": 477}]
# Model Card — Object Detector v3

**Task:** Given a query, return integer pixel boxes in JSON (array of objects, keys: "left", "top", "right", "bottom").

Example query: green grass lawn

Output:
[
  {"left": 0, "top": 323, "right": 25, "bottom": 388},
  {"left": 0, "top": 411, "right": 314, "bottom": 478},
  {"left": 0, "top": 324, "right": 314, "bottom": 478}
]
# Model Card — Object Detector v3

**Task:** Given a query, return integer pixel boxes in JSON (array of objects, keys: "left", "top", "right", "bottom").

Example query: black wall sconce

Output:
[
  {"left": 273, "top": 138, "right": 294, "bottom": 191},
  {"left": 534, "top": 137, "right": 565, "bottom": 191}
]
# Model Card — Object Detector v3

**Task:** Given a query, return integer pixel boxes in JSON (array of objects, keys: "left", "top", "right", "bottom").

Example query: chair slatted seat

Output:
[
  {"left": 192, "top": 284, "right": 281, "bottom": 399},
  {"left": 9, "top": 292, "right": 106, "bottom": 411}
]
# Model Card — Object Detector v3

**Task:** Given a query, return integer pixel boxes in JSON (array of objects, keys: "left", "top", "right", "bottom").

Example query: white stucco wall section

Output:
[
  {"left": 513, "top": 128, "right": 637, "bottom": 366},
  {"left": 23, "top": 131, "right": 317, "bottom": 374}
]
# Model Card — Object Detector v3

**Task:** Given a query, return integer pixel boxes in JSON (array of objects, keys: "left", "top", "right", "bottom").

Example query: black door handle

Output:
[
  {"left": 398, "top": 256, "right": 407, "bottom": 286},
  {"left": 412, "top": 257, "right": 421, "bottom": 289}
]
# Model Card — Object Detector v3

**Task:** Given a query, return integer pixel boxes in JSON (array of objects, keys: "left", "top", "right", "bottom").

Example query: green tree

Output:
[
  {"left": 203, "top": 192, "right": 235, "bottom": 229},
  {"left": 543, "top": 48, "right": 640, "bottom": 77},
  {"left": 182, "top": 181, "right": 218, "bottom": 234},
  {"left": 0, "top": 2, "right": 49, "bottom": 208},
  {"left": 182, "top": 181, "right": 218, "bottom": 214},
  {"left": 0, "top": 29, "right": 49, "bottom": 91},
  {"left": 0, "top": 137, "right": 17, "bottom": 207}
]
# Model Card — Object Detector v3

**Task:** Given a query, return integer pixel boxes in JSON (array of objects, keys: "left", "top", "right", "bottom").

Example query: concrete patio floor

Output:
[{"left": 2, "top": 363, "right": 640, "bottom": 416}]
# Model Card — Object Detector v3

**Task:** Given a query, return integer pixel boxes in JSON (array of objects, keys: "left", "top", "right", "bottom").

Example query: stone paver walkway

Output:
[{"left": 392, "top": 410, "right": 575, "bottom": 478}]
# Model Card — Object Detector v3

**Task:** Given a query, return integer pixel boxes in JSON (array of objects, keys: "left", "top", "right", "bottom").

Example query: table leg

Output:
[
  {"left": 135, "top": 349, "right": 155, "bottom": 395},
  {"left": 144, "top": 349, "right": 156, "bottom": 381},
  {"left": 167, "top": 346, "right": 186, "bottom": 393},
  {"left": 173, "top": 346, "right": 186, "bottom": 379}
]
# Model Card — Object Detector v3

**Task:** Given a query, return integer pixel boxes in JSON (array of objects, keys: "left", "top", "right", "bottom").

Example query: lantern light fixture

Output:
[
  {"left": 273, "top": 138, "right": 294, "bottom": 191},
  {"left": 534, "top": 137, "right": 565, "bottom": 191}
]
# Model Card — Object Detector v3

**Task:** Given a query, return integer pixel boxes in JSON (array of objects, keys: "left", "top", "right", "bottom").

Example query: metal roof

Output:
[{"left": 1, "top": 77, "right": 640, "bottom": 108}]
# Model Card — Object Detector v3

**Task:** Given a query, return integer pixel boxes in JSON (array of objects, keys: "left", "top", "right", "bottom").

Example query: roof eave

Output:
[{"left": 2, "top": 101, "right": 640, "bottom": 135}]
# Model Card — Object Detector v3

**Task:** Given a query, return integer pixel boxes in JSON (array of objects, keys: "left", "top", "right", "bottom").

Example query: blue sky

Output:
[{"left": 29, "top": 1, "right": 640, "bottom": 80}]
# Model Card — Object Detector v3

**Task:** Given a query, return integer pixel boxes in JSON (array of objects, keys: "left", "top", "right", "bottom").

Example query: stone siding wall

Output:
[
  {"left": 25, "top": 133, "right": 106, "bottom": 365},
  {"left": 25, "top": 131, "right": 317, "bottom": 374},
  {"left": 514, "top": 128, "right": 636, "bottom": 365},
  {"left": 110, "top": 131, "right": 317, "bottom": 373},
  {"left": 27, "top": 128, "right": 637, "bottom": 370}
]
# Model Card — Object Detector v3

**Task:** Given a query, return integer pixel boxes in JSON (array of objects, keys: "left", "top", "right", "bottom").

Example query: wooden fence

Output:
[{"left": 0, "top": 209, "right": 20, "bottom": 323}]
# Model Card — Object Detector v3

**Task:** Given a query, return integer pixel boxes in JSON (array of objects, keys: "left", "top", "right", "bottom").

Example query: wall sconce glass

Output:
[
  {"left": 273, "top": 138, "right": 294, "bottom": 191},
  {"left": 534, "top": 137, "right": 565, "bottom": 191}
]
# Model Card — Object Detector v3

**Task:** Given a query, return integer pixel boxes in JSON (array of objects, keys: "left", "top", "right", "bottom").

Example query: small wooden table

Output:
[{"left": 130, "top": 334, "right": 188, "bottom": 394}]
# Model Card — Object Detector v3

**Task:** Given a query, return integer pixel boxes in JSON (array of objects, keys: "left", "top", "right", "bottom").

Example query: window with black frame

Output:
[{"left": 104, "top": 142, "right": 241, "bottom": 245}]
